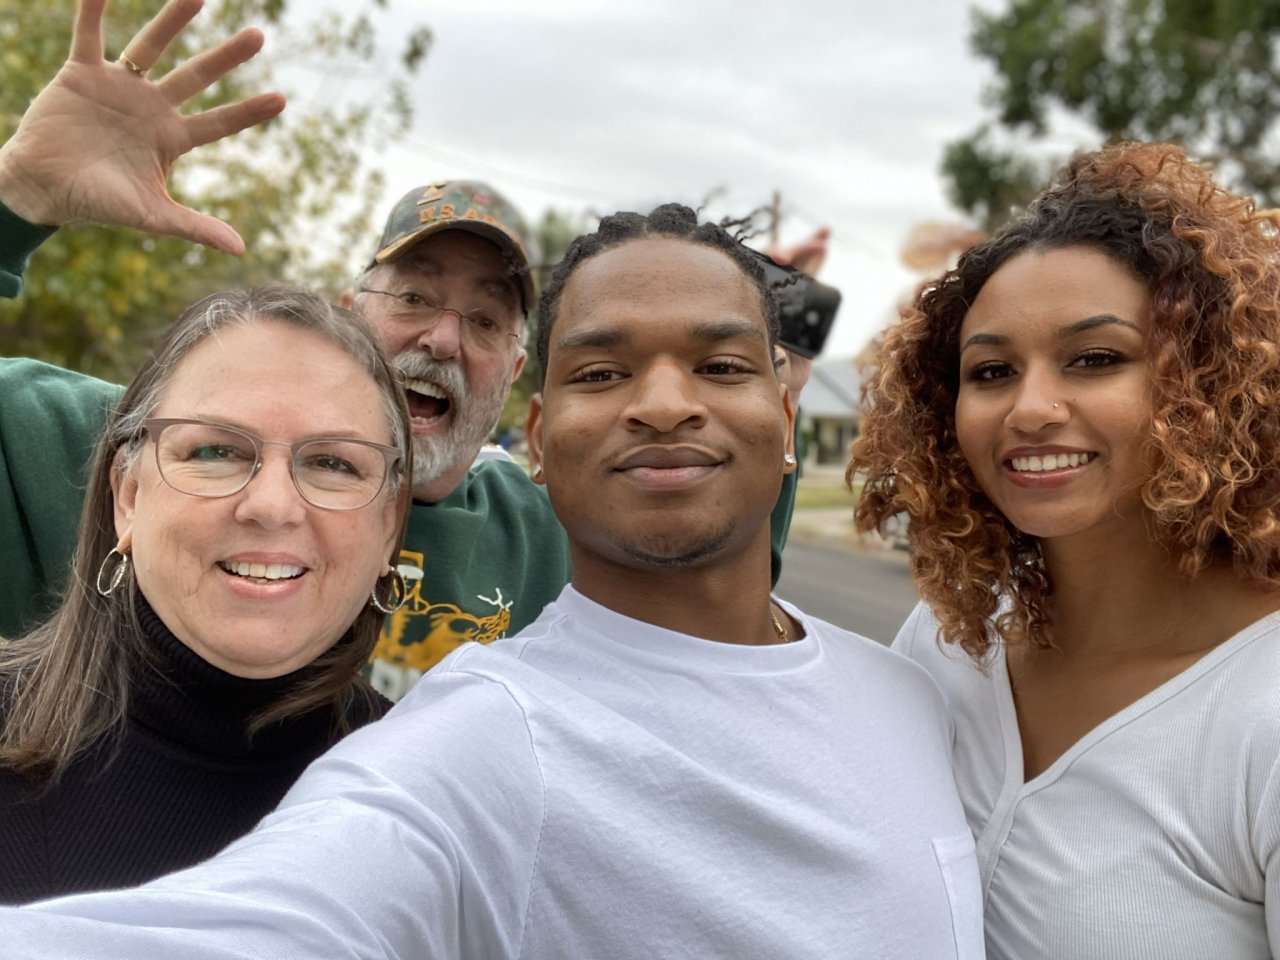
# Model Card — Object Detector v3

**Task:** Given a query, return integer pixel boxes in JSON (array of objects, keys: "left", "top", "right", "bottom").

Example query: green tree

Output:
[
  {"left": 0, "top": 0, "right": 431, "bottom": 380},
  {"left": 944, "top": 0, "right": 1280, "bottom": 230},
  {"left": 941, "top": 126, "right": 1048, "bottom": 232}
]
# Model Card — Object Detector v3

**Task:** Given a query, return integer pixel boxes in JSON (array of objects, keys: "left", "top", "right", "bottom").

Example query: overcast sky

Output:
[{"left": 292, "top": 0, "right": 1041, "bottom": 359}]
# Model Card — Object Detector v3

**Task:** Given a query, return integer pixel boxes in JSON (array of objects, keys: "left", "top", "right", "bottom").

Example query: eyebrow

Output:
[
  {"left": 395, "top": 257, "right": 519, "bottom": 308},
  {"left": 555, "top": 318, "right": 767, "bottom": 353},
  {"left": 187, "top": 415, "right": 369, "bottom": 442},
  {"left": 394, "top": 256, "right": 443, "bottom": 281},
  {"left": 478, "top": 277, "right": 520, "bottom": 307},
  {"left": 960, "top": 313, "right": 1142, "bottom": 352}
]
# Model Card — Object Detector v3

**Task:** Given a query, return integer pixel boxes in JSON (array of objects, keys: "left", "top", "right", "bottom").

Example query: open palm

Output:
[{"left": 0, "top": 0, "right": 284, "bottom": 255}]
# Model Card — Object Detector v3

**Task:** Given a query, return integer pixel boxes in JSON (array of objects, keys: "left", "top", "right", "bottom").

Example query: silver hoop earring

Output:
[
  {"left": 96, "top": 548, "right": 131, "bottom": 597},
  {"left": 369, "top": 566, "right": 408, "bottom": 614},
  {"left": 784, "top": 454, "right": 797, "bottom": 467}
]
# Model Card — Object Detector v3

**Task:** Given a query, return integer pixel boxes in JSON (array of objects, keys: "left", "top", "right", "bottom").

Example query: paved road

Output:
[{"left": 776, "top": 540, "right": 918, "bottom": 646}]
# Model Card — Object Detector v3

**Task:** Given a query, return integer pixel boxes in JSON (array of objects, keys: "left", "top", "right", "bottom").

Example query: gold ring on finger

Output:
[{"left": 117, "top": 54, "right": 150, "bottom": 78}]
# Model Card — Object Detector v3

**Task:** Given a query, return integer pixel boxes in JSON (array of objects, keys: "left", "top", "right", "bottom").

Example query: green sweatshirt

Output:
[
  {"left": 0, "top": 359, "right": 122, "bottom": 638},
  {"left": 0, "top": 203, "right": 796, "bottom": 700}
]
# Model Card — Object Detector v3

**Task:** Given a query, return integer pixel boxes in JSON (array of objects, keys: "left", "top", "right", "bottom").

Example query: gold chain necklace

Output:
[{"left": 771, "top": 612, "right": 789, "bottom": 642}]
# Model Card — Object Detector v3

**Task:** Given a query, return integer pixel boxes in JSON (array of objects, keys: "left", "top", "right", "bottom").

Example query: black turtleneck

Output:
[{"left": 0, "top": 599, "right": 390, "bottom": 904}]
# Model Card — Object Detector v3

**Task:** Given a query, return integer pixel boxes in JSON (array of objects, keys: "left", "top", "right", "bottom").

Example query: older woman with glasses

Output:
[{"left": 0, "top": 285, "right": 412, "bottom": 902}]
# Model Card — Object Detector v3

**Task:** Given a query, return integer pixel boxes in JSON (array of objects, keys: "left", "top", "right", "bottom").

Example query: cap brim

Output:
[{"left": 374, "top": 221, "right": 536, "bottom": 312}]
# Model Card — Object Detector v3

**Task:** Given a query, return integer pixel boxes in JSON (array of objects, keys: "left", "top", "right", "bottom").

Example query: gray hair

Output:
[
  {"left": 0, "top": 285, "right": 412, "bottom": 780},
  {"left": 116, "top": 286, "right": 410, "bottom": 479}
]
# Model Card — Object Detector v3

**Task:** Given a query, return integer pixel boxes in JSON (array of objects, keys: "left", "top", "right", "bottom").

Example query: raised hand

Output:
[
  {"left": 0, "top": 0, "right": 286, "bottom": 255},
  {"left": 768, "top": 226, "right": 831, "bottom": 278}
]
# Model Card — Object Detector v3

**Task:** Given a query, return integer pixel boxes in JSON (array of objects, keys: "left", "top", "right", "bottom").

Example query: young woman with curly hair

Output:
[{"left": 851, "top": 141, "right": 1280, "bottom": 959}]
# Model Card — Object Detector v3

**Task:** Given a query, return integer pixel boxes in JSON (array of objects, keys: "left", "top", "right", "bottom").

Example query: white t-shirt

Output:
[
  {"left": 895, "top": 601, "right": 1280, "bottom": 960},
  {"left": 3, "top": 587, "right": 983, "bottom": 959}
]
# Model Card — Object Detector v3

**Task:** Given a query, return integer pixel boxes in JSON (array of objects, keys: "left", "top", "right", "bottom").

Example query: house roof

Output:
[{"left": 799, "top": 357, "right": 861, "bottom": 420}]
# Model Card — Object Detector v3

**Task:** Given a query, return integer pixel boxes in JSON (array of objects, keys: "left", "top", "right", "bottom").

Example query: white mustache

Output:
[{"left": 394, "top": 353, "right": 467, "bottom": 405}]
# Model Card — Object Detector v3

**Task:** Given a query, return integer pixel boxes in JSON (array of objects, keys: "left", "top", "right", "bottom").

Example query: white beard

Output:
[{"left": 394, "top": 353, "right": 511, "bottom": 489}]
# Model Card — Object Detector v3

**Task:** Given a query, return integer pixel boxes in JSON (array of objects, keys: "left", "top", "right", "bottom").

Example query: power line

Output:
[
  {"left": 389, "top": 136, "right": 893, "bottom": 261},
  {"left": 396, "top": 136, "right": 634, "bottom": 205}
]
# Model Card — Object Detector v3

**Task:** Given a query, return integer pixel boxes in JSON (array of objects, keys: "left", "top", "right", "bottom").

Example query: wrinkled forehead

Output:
[
  {"left": 157, "top": 320, "right": 390, "bottom": 428},
  {"left": 388, "top": 232, "right": 523, "bottom": 310}
]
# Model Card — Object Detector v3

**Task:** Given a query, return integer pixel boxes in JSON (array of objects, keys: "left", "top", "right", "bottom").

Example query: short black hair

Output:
[{"left": 534, "top": 203, "right": 780, "bottom": 377}]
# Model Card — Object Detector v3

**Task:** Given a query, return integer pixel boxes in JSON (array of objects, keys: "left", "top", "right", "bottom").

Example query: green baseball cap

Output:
[{"left": 371, "top": 180, "right": 536, "bottom": 311}]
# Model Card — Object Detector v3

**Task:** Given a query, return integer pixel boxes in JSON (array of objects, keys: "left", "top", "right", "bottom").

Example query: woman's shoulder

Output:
[
  {"left": 892, "top": 602, "right": 995, "bottom": 674},
  {"left": 890, "top": 602, "right": 937, "bottom": 661},
  {"left": 888, "top": 602, "right": 1004, "bottom": 727},
  {"left": 1197, "top": 611, "right": 1280, "bottom": 727}
]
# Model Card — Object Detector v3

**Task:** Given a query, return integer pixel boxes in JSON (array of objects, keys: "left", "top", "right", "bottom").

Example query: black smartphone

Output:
[{"left": 750, "top": 250, "right": 841, "bottom": 359}]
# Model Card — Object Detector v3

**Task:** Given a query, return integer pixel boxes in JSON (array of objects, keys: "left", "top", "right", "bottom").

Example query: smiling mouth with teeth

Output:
[
  {"left": 405, "top": 377, "right": 451, "bottom": 424},
  {"left": 220, "top": 561, "right": 305, "bottom": 581},
  {"left": 1009, "top": 452, "right": 1095, "bottom": 472}
]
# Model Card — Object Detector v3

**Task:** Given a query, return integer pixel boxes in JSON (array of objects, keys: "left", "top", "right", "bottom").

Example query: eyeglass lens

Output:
[
  {"left": 378, "top": 292, "right": 518, "bottom": 349},
  {"left": 154, "top": 421, "right": 389, "bottom": 510}
]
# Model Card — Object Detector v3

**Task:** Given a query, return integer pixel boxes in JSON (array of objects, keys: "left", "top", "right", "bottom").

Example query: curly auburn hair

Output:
[{"left": 849, "top": 141, "right": 1280, "bottom": 660}]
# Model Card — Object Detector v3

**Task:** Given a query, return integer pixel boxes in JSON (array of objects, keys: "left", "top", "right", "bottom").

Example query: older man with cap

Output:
[
  {"left": 346, "top": 182, "right": 577, "bottom": 700},
  {"left": 329, "top": 183, "right": 808, "bottom": 701},
  {"left": 0, "top": 0, "right": 806, "bottom": 701}
]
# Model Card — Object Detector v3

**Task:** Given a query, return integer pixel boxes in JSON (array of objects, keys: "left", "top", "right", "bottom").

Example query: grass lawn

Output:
[{"left": 794, "top": 478, "right": 857, "bottom": 510}]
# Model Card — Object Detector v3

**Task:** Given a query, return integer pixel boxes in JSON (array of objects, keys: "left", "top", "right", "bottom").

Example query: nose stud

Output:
[{"left": 1053, "top": 403, "right": 1060, "bottom": 410}]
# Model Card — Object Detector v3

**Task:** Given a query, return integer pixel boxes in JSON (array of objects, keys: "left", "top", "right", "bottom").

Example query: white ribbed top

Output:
[{"left": 897, "top": 602, "right": 1280, "bottom": 960}]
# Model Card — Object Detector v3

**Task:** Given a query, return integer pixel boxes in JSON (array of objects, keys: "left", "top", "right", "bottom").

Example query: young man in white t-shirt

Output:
[{"left": 1, "top": 207, "right": 983, "bottom": 959}]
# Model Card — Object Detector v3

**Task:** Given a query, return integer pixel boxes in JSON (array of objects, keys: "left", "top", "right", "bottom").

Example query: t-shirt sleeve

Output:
[
  {"left": 0, "top": 201, "right": 57, "bottom": 299},
  {"left": 0, "top": 359, "right": 123, "bottom": 638},
  {"left": 3, "top": 669, "right": 545, "bottom": 960},
  {"left": 888, "top": 604, "right": 958, "bottom": 744},
  {"left": 890, "top": 601, "right": 933, "bottom": 659}
]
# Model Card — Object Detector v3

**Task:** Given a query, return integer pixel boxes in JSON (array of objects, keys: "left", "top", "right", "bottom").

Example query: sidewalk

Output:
[
  {"left": 788, "top": 507, "right": 904, "bottom": 556},
  {"left": 789, "top": 461, "right": 906, "bottom": 557}
]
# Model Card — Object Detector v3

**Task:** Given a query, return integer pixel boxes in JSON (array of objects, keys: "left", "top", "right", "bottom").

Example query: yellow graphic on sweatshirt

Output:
[{"left": 367, "top": 549, "right": 513, "bottom": 701}]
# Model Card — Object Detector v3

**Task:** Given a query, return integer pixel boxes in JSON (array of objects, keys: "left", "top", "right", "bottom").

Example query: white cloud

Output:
[{"left": 288, "top": 0, "right": 1010, "bottom": 356}]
